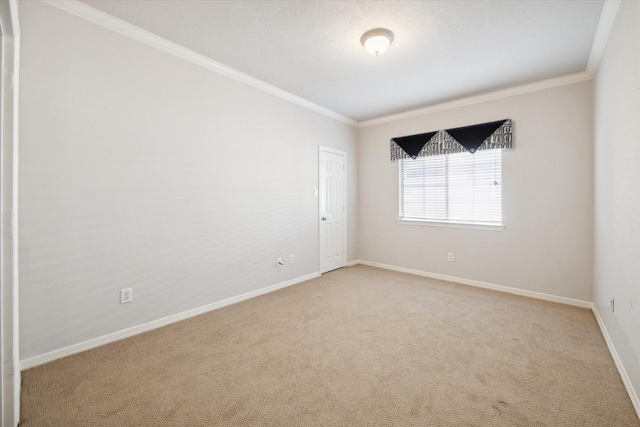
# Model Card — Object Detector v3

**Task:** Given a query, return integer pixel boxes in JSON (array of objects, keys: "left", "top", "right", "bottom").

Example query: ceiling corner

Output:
[{"left": 586, "top": 0, "right": 621, "bottom": 77}]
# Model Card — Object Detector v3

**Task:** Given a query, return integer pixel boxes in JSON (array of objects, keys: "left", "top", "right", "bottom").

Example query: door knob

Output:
[{"left": 321, "top": 217, "right": 327, "bottom": 221}]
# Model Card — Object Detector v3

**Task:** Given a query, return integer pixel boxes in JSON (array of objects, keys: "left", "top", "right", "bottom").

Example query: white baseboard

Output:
[
  {"left": 22, "top": 261, "right": 640, "bottom": 421},
  {"left": 355, "top": 260, "right": 592, "bottom": 308},
  {"left": 20, "top": 272, "right": 320, "bottom": 370},
  {"left": 29, "top": 260, "right": 569, "bottom": 369},
  {"left": 591, "top": 304, "right": 640, "bottom": 418}
]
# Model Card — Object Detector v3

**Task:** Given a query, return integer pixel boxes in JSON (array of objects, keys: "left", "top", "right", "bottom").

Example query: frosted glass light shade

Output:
[{"left": 360, "top": 28, "right": 394, "bottom": 55}]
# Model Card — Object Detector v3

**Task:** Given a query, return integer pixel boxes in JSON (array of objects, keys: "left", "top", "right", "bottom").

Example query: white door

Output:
[{"left": 319, "top": 147, "right": 346, "bottom": 274}]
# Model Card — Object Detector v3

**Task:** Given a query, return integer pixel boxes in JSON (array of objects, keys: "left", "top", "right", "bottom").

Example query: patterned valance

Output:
[{"left": 390, "top": 119, "right": 513, "bottom": 161}]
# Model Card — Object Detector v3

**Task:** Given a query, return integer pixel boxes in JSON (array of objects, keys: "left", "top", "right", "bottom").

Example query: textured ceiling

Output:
[{"left": 81, "top": 0, "right": 604, "bottom": 122}]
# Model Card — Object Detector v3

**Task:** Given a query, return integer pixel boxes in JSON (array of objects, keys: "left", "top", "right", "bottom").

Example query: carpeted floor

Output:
[{"left": 20, "top": 265, "right": 640, "bottom": 426}]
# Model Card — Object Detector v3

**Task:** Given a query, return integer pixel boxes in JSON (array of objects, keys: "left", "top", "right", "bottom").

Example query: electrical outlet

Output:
[
  {"left": 448, "top": 253, "right": 454, "bottom": 262},
  {"left": 609, "top": 298, "right": 615, "bottom": 313},
  {"left": 120, "top": 288, "right": 133, "bottom": 304},
  {"left": 276, "top": 257, "right": 284, "bottom": 268},
  {"left": 289, "top": 254, "right": 295, "bottom": 264}
]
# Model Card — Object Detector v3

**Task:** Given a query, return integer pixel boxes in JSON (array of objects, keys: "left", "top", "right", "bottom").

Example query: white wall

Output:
[
  {"left": 359, "top": 81, "right": 593, "bottom": 301},
  {"left": 593, "top": 0, "right": 640, "bottom": 407},
  {"left": 18, "top": 1, "right": 357, "bottom": 361}
]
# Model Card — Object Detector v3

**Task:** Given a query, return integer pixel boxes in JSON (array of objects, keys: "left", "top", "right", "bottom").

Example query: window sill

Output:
[{"left": 397, "top": 219, "right": 504, "bottom": 231}]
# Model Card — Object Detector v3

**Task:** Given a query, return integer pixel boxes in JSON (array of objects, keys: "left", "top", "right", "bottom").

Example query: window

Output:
[{"left": 399, "top": 149, "right": 502, "bottom": 226}]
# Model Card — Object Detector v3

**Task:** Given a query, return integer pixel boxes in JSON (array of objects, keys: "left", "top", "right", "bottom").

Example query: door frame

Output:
[
  {"left": 0, "top": 1, "right": 20, "bottom": 426},
  {"left": 318, "top": 146, "right": 347, "bottom": 273}
]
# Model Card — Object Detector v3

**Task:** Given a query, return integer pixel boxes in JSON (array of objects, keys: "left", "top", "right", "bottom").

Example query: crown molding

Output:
[
  {"left": 40, "top": 0, "right": 618, "bottom": 130},
  {"left": 359, "top": 0, "right": 619, "bottom": 128},
  {"left": 41, "top": 0, "right": 358, "bottom": 127},
  {"left": 586, "top": 0, "right": 621, "bottom": 77},
  {"left": 358, "top": 71, "right": 592, "bottom": 128}
]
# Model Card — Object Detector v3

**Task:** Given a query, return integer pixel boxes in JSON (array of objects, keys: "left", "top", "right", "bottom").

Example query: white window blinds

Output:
[{"left": 399, "top": 150, "right": 502, "bottom": 225}]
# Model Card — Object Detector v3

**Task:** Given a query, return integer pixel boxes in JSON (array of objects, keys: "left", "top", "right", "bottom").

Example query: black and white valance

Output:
[{"left": 390, "top": 119, "right": 513, "bottom": 161}]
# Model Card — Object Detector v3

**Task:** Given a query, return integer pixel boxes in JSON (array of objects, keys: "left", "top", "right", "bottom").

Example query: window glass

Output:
[{"left": 399, "top": 150, "right": 502, "bottom": 225}]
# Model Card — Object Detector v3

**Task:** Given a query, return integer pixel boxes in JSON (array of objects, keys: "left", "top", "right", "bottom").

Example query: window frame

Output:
[{"left": 397, "top": 150, "right": 505, "bottom": 231}]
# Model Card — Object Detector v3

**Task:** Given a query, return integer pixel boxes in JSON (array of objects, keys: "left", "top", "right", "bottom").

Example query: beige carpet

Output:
[{"left": 20, "top": 265, "right": 639, "bottom": 426}]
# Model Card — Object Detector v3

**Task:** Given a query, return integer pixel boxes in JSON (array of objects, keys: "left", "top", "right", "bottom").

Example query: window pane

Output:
[{"left": 399, "top": 150, "right": 502, "bottom": 225}]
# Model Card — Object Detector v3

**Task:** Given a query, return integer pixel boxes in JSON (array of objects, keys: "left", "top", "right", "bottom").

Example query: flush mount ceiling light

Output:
[{"left": 360, "top": 28, "right": 394, "bottom": 55}]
